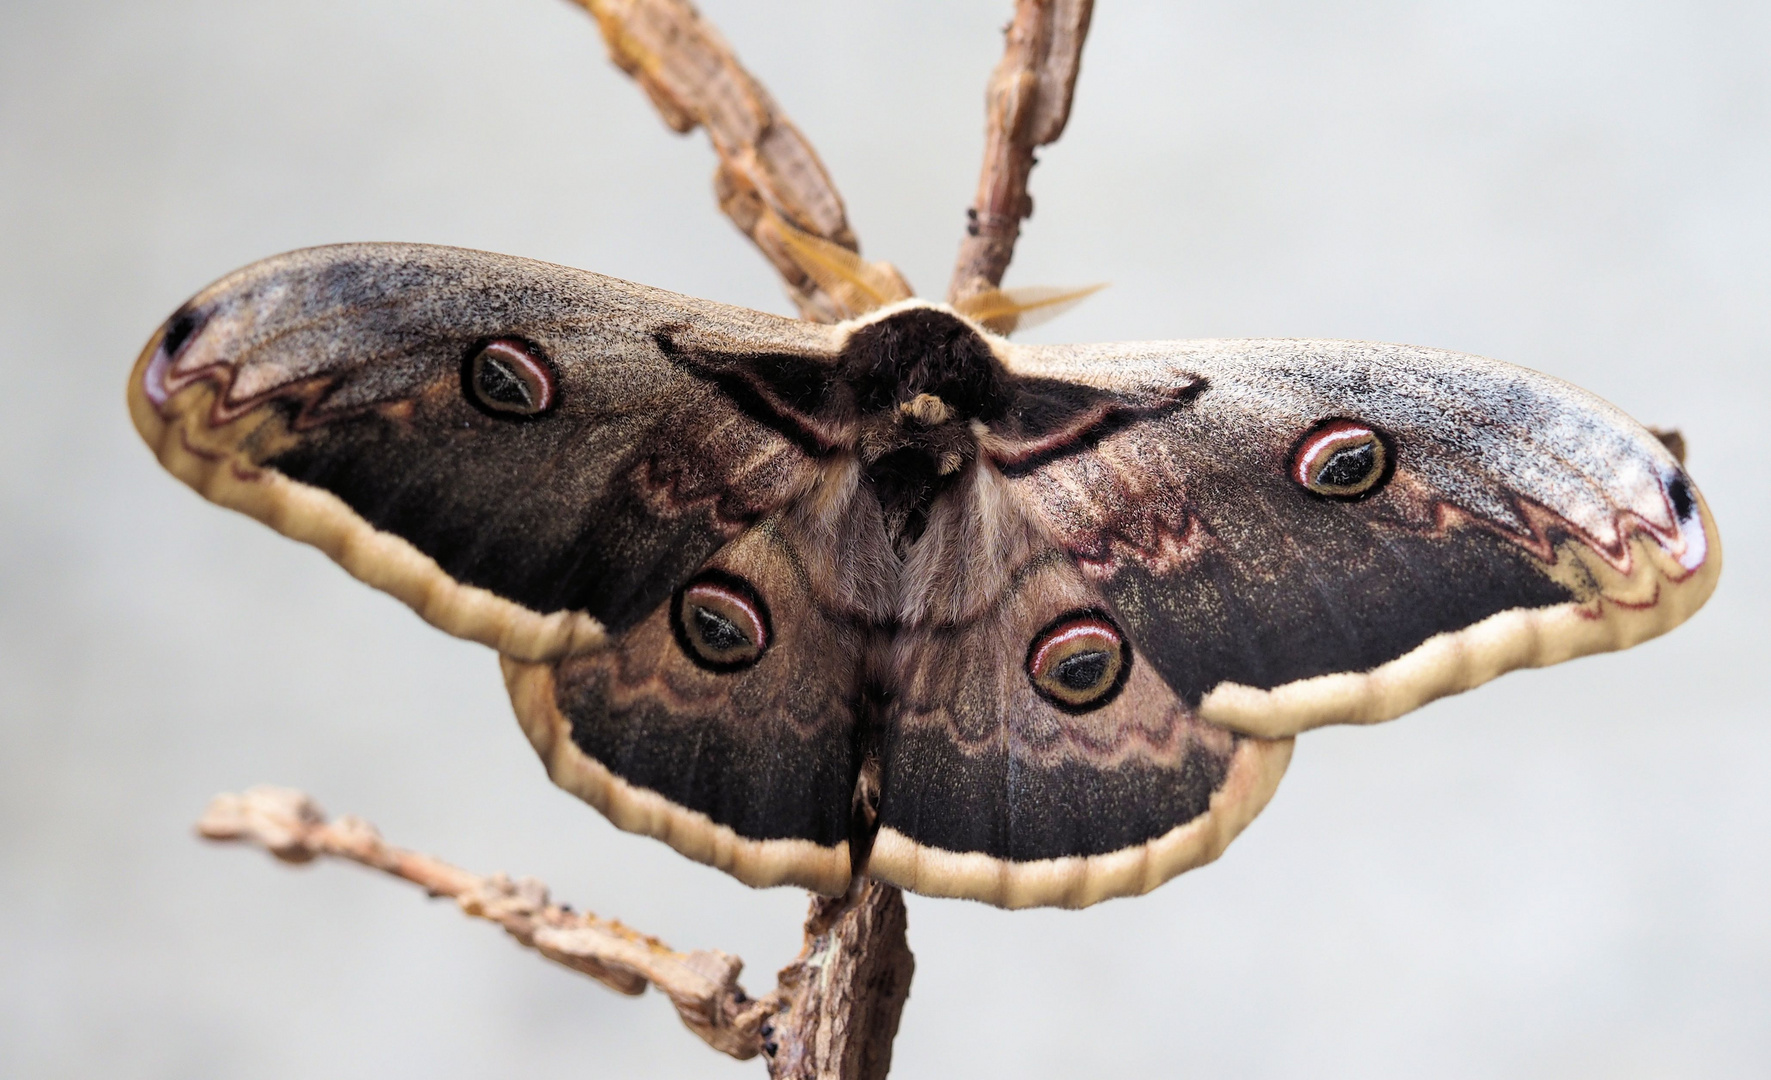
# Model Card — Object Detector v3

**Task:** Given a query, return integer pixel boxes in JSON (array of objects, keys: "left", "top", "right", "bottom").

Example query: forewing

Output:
[
  {"left": 994, "top": 338, "right": 1720, "bottom": 737},
  {"left": 128, "top": 243, "right": 847, "bottom": 660}
]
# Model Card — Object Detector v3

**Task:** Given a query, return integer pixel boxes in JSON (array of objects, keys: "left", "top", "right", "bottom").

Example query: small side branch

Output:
[
  {"left": 198, "top": 787, "right": 774, "bottom": 1059},
  {"left": 200, "top": 788, "right": 914, "bottom": 1077},
  {"left": 949, "top": 0, "right": 1095, "bottom": 304},
  {"left": 570, "top": 0, "right": 911, "bottom": 322}
]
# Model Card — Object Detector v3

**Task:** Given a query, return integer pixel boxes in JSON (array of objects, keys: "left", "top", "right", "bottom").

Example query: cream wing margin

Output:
[
  {"left": 1200, "top": 493, "right": 1722, "bottom": 739},
  {"left": 127, "top": 331, "right": 607, "bottom": 664},
  {"left": 865, "top": 735, "right": 1293, "bottom": 910},
  {"left": 500, "top": 657, "right": 855, "bottom": 896}
]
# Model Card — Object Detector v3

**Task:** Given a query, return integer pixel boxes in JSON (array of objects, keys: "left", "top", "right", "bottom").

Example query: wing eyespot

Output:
[
  {"left": 1026, "top": 610, "right": 1132, "bottom": 712},
  {"left": 1663, "top": 469, "right": 1708, "bottom": 571},
  {"left": 464, "top": 338, "right": 557, "bottom": 418},
  {"left": 160, "top": 307, "right": 205, "bottom": 361},
  {"left": 1667, "top": 472, "right": 1696, "bottom": 523},
  {"left": 671, "top": 571, "right": 772, "bottom": 673},
  {"left": 1291, "top": 419, "right": 1394, "bottom": 500}
]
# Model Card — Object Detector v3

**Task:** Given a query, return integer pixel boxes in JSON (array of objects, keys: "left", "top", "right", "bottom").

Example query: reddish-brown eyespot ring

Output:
[
  {"left": 1291, "top": 419, "right": 1392, "bottom": 499},
  {"left": 1026, "top": 610, "right": 1131, "bottom": 712},
  {"left": 464, "top": 338, "right": 557, "bottom": 417},
  {"left": 672, "top": 572, "right": 772, "bottom": 672}
]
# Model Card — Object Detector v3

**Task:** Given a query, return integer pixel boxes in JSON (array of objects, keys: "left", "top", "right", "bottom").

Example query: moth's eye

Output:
[
  {"left": 465, "top": 338, "right": 557, "bottom": 417},
  {"left": 672, "top": 573, "right": 771, "bottom": 672},
  {"left": 1026, "top": 611, "right": 1131, "bottom": 712},
  {"left": 1292, "top": 420, "right": 1392, "bottom": 499}
]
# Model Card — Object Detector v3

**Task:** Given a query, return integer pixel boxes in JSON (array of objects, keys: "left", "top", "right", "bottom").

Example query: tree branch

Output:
[
  {"left": 948, "top": 0, "right": 1095, "bottom": 304},
  {"left": 198, "top": 787, "right": 775, "bottom": 1059},
  {"left": 569, "top": 0, "right": 909, "bottom": 322},
  {"left": 200, "top": 788, "right": 914, "bottom": 1078},
  {"left": 767, "top": 883, "right": 914, "bottom": 1080}
]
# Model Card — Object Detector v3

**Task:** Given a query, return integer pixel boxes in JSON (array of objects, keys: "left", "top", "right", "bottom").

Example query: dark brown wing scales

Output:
[
  {"left": 868, "top": 535, "right": 1291, "bottom": 909},
  {"left": 506, "top": 515, "right": 868, "bottom": 893},
  {"left": 880, "top": 616, "right": 1233, "bottom": 863},
  {"left": 999, "top": 337, "right": 1719, "bottom": 738},
  {"left": 259, "top": 373, "right": 801, "bottom": 633},
  {"left": 132, "top": 244, "right": 846, "bottom": 644},
  {"left": 1091, "top": 484, "right": 1579, "bottom": 705},
  {"left": 1012, "top": 385, "right": 1588, "bottom": 704}
]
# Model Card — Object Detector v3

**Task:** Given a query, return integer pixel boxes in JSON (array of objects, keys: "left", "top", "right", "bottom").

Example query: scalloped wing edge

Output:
[
  {"left": 500, "top": 657, "right": 855, "bottom": 896},
  {"left": 1199, "top": 496, "right": 1723, "bottom": 738},
  {"left": 127, "top": 328, "right": 607, "bottom": 663},
  {"left": 865, "top": 735, "right": 1294, "bottom": 909}
]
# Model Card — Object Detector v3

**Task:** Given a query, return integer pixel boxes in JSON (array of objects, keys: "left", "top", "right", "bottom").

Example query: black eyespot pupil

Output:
[
  {"left": 162, "top": 309, "right": 201, "bottom": 358},
  {"left": 692, "top": 605, "right": 746, "bottom": 651},
  {"left": 477, "top": 356, "right": 533, "bottom": 408},
  {"left": 1669, "top": 475, "right": 1695, "bottom": 521},
  {"left": 1054, "top": 651, "right": 1109, "bottom": 691},
  {"left": 1318, "top": 442, "right": 1376, "bottom": 488}
]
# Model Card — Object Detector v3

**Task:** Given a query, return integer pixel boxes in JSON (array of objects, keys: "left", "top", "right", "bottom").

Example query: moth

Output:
[{"left": 128, "top": 242, "right": 1719, "bottom": 909}]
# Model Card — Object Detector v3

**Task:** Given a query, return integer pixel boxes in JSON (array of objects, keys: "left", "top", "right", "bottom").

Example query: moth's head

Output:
[
  {"left": 838, "top": 302, "right": 1012, "bottom": 486},
  {"left": 838, "top": 303, "right": 1008, "bottom": 425}
]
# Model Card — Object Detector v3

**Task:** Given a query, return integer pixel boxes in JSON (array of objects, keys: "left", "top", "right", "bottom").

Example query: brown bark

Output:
[
  {"left": 198, "top": 788, "right": 776, "bottom": 1058},
  {"left": 765, "top": 883, "right": 914, "bottom": 1080},
  {"left": 200, "top": 788, "right": 915, "bottom": 1076},
  {"left": 569, "top": 0, "right": 912, "bottom": 322},
  {"left": 948, "top": 0, "right": 1095, "bottom": 304}
]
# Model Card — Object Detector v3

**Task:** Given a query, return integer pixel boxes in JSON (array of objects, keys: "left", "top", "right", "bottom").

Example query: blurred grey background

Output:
[{"left": 2, "top": 0, "right": 1767, "bottom": 1076}]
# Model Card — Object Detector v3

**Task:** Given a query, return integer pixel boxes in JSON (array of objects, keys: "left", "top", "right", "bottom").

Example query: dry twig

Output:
[
  {"left": 949, "top": 0, "right": 1095, "bottom": 304},
  {"left": 569, "top": 0, "right": 910, "bottom": 321},
  {"left": 768, "top": 885, "right": 913, "bottom": 1080},
  {"left": 200, "top": 789, "right": 913, "bottom": 1079},
  {"left": 199, "top": 788, "right": 774, "bottom": 1058}
]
